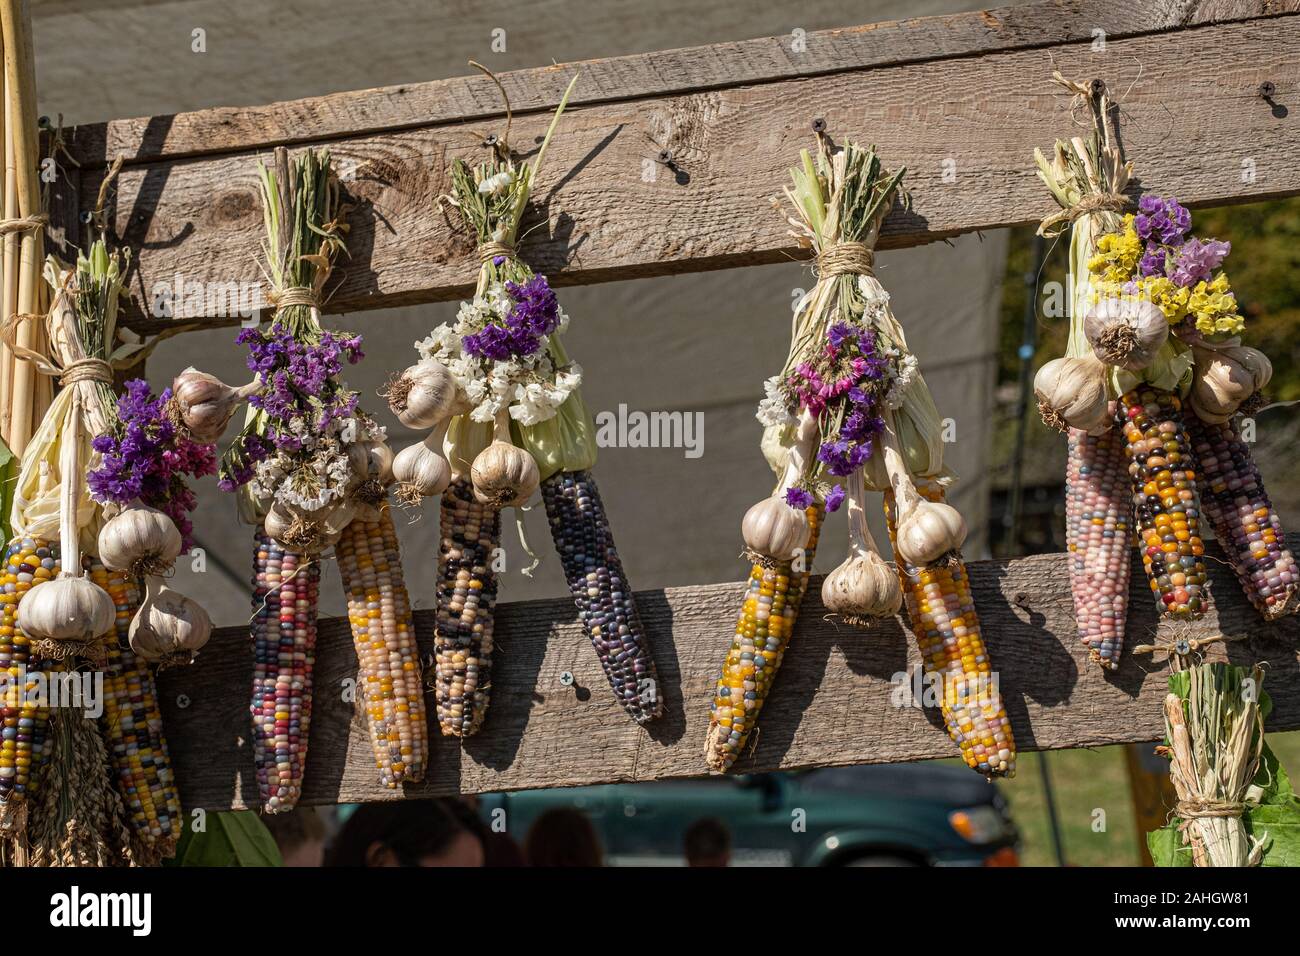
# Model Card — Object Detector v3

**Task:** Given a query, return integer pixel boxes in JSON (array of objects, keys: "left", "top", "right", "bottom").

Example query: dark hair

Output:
[
  {"left": 523, "top": 808, "right": 603, "bottom": 867},
  {"left": 261, "top": 806, "right": 326, "bottom": 854},
  {"left": 684, "top": 817, "right": 731, "bottom": 861},
  {"left": 324, "top": 799, "right": 482, "bottom": 867}
]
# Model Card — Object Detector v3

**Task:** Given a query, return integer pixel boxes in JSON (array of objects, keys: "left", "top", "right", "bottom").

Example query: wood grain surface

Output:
[
  {"left": 155, "top": 536, "right": 1300, "bottom": 809},
  {"left": 62, "top": 6, "right": 1299, "bottom": 331}
]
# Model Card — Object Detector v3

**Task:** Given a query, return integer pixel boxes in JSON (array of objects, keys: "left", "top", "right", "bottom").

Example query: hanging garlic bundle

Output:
[{"left": 706, "top": 137, "right": 1014, "bottom": 777}]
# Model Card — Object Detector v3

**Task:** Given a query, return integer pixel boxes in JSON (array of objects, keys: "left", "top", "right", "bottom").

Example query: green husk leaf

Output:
[{"left": 165, "top": 811, "right": 283, "bottom": 867}]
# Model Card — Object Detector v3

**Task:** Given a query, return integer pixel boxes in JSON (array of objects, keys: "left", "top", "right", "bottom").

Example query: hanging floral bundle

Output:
[
  {"left": 704, "top": 137, "right": 1015, "bottom": 778},
  {"left": 1, "top": 237, "right": 186, "bottom": 863},
  {"left": 1033, "top": 75, "right": 1295, "bottom": 674}
]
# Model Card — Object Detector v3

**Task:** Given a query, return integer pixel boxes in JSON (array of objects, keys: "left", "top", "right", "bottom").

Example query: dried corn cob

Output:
[
  {"left": 542, "top": 470, "right": 661, "bottom": 724},
  {"left": 250, "top": 532, "right": 320, "bottom": 812},
  {"left": 0, "top": 537, "right": 57, "bottom": 830},
  {"left": 705, "top": 505, "right": 821, "bottom": 772},
  {"left": 886, "top": 490, "right": 1016, "bottom": 778},
  {"left": 434, "top": 476, "right": 501, "bottom": 736},
  {"left": 335, "top": 505, "right": 427, "bottom": 787},
  {"left": 1066, "top": 425, "right": 1132, "bottom": 670},
  {"left": 1119, "top": 387, "right": 1210, "bottom": 620},
  {"left": 1186, "top": 414, "right": 1299, "bottom": 620},
  {"left": 90, "top": 560, "right": 182, "bottom": 860}
]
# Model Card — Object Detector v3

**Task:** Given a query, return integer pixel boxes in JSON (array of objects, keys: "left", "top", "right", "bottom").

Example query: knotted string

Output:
[
  {"left": 0, "top": 214, "right": 47, "bottom": 237},
  {"left": 267, "top": 285, "right": 320, "bottom": 311},
  {"left": 815, "top": 241, "right": 874, "bottom": 279},
  {"left": 478, "top": 240, "right": 517, "bottom": 264},
  {"left": 1177, "top": 798, "right": 1246, "bottom": 821}
]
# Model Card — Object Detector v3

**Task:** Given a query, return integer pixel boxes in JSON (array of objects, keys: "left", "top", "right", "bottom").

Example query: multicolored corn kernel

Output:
[
  {"left": 335, "top": 505, "right": 427, "bottom": 787},
  {"left": 1119, "top": 387, "right": 1210, "bottom": 620},
  {"left": 1066, "top": 425, "right": 1132, "bottom": 670},
  {"left": 705, "top": 505, "right": 821, "bottom": 772},
  {"left": 434, "top": 476, "right": 500, "bottom": 737},
  {"left": 0, "top": 537, "right": 57, "bottom": 815},
  {"left": 1186, "top": 413, "right": 1299, "bottom": 620},
  {"left": 250, "top": 532, "right": 320, "bottom": 813},
  {"left": 91, "top": 560, "right": 182, "bottom": 856},
  {"left": 886, "top": 491, "right": 1016, "bottom": 778},
  {"left": 542, "top": 470, "right": 661, "bottom": 725}
]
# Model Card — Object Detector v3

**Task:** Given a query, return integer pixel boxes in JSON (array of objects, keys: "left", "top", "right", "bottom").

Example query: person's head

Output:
[
  {"left": 524, "top": 807, "right": 603, "bottom": 867},
  {"left": 684, "top": 817, "right": 731, "bottom": 867},
  {"left": 324, "top": 799, "right": 485, "bottom": 867},
  {"left": 262, "top": 806, "right": 327, "bottom": 867}
]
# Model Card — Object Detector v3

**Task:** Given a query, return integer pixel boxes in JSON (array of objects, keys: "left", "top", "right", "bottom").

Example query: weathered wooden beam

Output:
[
  {"left": 74, "top": 8, "right": 1299, "bottom": 333},
  {"left": 62, "top": 0, "right": 1299, "bottom": 168},
  {"left": 155, "top": 537, "right": 1300, "bottom": 810}
]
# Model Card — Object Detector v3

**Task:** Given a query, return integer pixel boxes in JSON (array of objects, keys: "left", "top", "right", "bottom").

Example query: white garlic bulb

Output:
[
  {"left": 97, "top": 503, "right": 184, "bottom": 577},
  {"left": 349, "top": 438, "right": 394, "bottom": 486},
  {"left": 895, "top": 498, "right": 968, "bottom": 568},
  {"left": 393, "top": 432, "right": 452, "bottom": 500},
  {"left": 741, "top": 495, "right": 810, "bottom": 564},
  {"left": 171, "top": 367, "right": 261, "bottom": 443},
  {"left": 384, "top": 361, "right": 468, "bottom": 429},
  {"left": 129, "top": 576, "right": 213, "bottom": 664},
  {"left": 1189, "top": 344, "right": 1272, "bottom": 423},
  {"left": 470, "top": 412, "right": 539, "bottom": 508},
  {"left": 1034, "top": 353, "right": 1112, "bottom": 434},
  {"left": 821, "top": 474, "right": 901, "bottom": 621},
  {"left": 18, "top": 576, "right": 116, "bottom": 644},
  {"left": 1083, "top": 297, "right": 1168, "bottom": 372}
]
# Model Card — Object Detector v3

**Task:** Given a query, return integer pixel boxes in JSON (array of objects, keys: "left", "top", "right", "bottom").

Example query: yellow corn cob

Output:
[
  {"left": 886, "top": 490, "right": 1016, "bottom": 778},
  {"left": 0, "top": 537, "right": 57, "bottom": 832},
  {"left": 705, "top": 505, "right": 822, "bottom": 772},
  {"left": 90, "top": 560, "right": 182, "bottom": 860},
  {"left": 335, "top": 504, "right": 428, "bottom": 787}
]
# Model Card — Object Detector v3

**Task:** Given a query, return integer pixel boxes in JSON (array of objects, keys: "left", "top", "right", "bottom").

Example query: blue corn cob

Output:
[{"left": 542, "top": 470, "right": 661, "bottom": 724}]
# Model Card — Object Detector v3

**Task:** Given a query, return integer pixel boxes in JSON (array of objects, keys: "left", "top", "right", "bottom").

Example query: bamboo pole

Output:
[
  {"left": 0, "top": 0, "right": 42, "bottom": 456},
  {"left": 0, "top": 55, "right": 16, "bottom": 447},
  {"left": 0, "top": 30, "right": 11, "bottom": 446}
]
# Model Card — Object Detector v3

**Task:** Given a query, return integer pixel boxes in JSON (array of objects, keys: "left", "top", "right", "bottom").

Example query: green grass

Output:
[{"left": 986, "top": 731, "right": 1300, "bottom": 866}]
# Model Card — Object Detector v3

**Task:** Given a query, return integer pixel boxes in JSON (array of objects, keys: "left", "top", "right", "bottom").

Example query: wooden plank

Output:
[
  {"left": 61, "top": 0, "right": 1299, "bottom": 167},
  {"left": 93, "top": 13, "right": 1300, "bottom": 333},
  {"left": 155, "top": 536, "right": 1300, "bottom": 810}
]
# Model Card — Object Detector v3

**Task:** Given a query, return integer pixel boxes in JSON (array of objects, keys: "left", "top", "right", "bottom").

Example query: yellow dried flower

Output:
[{"left": 1087, "top": 215, "right": 1142, "bottom": 285}]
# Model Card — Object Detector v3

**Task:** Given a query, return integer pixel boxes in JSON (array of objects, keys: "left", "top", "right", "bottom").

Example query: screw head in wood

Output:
[
  {"left": 559, "top": 671, "right": 575, "bottom": 687},
  {"left": 483, "top": 133, "right": 499, "bottom": 147},
  {"left": 811, "top": 117, "right": 827, "bottom": 134},
  {"left": 1089, "top": 78, "right": 1106, "bottom": 98},
  {"left": 1259, "top": 81, "right": 1276, "bottom": 99},
  {"left": 176, "top": 693, "right": 192, "bottom": 709},
  {"left": 656, "top": 148, "right": 673, "bottom": 166}
]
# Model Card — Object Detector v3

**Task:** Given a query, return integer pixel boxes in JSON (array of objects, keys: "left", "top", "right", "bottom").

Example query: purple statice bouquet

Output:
[
  {"left": 88, "top": 379, "right": 217, "bottom": 551},
  {"left": 218, "top": 321, "right": 383, "bottom": 524}
]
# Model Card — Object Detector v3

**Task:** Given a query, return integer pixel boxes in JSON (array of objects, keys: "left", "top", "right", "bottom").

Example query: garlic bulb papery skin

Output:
[
  {"left": 876, "top": 406, "right": 965, "bottom": 567},
  {"left": 349, "top": 438, "right": 394, "bottom": 486},
  {"left": 1083, "top": 297, "right": 1168, "bottom": 372},
  {"left": 393, "top": 423, "right": 452, "bottom": 501},
  {"left": 385, "top": 360, "right": 468, "bottom": 429},
  {"left": 97, "top": 503, "right": 184, "bottom": 576},
  {"left": 741, "top": 495, "right": 810, "bottom": 565},
  {"left": 895, "top": 497, "right": 967, "bottom": 568},
  {"left": 128, "top": 576, "right": 213, "bottom": 664},
  {"left": 1034, "top": 353, "right": 1112, "bottom": 434},
  {"left": 262, "top": 499, "right": 350, "bottom": 552},
  {"left": 821, "top": 472, "right": 901, "bottom": 622},
  {"left": 470, "top": 411, "right": 540, "bottom": 508},
  {"left": 18, "top": 576, "right": 117, "bottom": 645},
  {"left": 743, "top": 407, "right": 815, "bottom": 565},
  {"left": 171, "top": 367, "right": 261, "bottom": 443},
  {"left": 1189, "top": 344, "right": 1273, "bottom": 423}
]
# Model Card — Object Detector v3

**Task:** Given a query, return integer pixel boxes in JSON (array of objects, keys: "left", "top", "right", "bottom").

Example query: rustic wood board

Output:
[
  {"left": 63, "top": 0, "right": 1299, "bottom": 167},
  {"left": 88, "top": 12, "right": 1300, "bottom": 332},
  {"left": 155, "top": 537, "right": 1300, "bottom": 810}
]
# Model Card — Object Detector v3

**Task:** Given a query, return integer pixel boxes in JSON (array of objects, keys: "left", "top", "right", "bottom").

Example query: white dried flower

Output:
[{"left": 755, "top": 375, "right": 795, "bottom": 427}]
